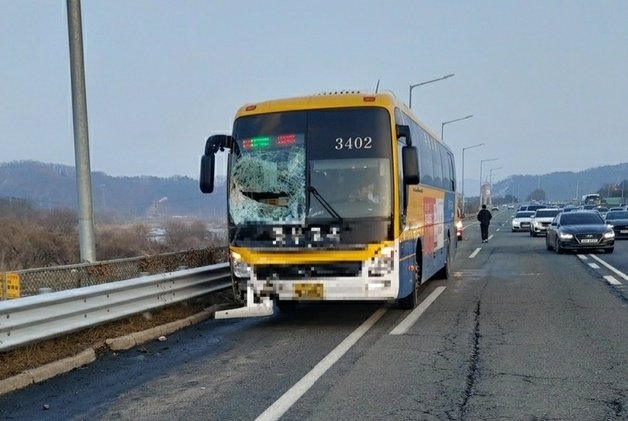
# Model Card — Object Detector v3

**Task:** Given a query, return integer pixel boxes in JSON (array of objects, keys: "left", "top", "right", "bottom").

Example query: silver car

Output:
[
  {"left": 530, "top": 208, "right": 562, "bottom": 236},
  {"left": 512, "top": 211, "right": 535, "bottom": 232}
]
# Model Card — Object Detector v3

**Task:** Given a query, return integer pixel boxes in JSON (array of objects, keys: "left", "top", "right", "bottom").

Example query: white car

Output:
[
  {"left": 529, "top": 208, "right": 562, "bottom": 236},
  {"left": 512, "top": 211, "right": 535, "bottom": 232}
]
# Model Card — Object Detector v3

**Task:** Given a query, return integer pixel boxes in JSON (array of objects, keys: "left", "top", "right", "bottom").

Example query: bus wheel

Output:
[
  {"left": 399, "top": 262, "right": 422, "bottom": 310},
  {"left": 436, "top": 237, "right": 452, "bottom": 280},
  {"left": 232, "top": 277, "right": 246, "bottom": 304}
]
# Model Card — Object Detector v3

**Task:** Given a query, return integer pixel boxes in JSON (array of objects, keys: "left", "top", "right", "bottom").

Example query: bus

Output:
[
  {"left": 581, "top": 194, "right": 601, "bottom": 206},
  {"left": 200, "top": 91, "right": 457, "bottom": 318}
]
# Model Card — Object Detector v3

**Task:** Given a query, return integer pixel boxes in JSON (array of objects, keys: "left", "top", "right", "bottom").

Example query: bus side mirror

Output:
[
  {"left": 200, "top": 153, "right": 215, "bottom": 193},
  {"left": 402, "top": 146, "right": 420, "bottom": 185},
  {"left": 200, "top": 134, "right": 233, "bottom": 194}
]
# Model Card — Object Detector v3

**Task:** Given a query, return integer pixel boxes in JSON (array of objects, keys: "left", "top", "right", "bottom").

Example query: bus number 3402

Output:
[{"left": 334, "top": 136, "right": 373, "bottom": 150}]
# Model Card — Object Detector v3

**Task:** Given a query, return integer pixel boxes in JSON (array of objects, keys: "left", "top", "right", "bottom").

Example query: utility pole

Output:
[{"left": 67, "top": 0, "right": 96, "bottom": 262}]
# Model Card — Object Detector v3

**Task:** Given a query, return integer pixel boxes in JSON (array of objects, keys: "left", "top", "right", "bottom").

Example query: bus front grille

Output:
[{"left": 255, "top": 262, "right": 362, "bottom": 280}]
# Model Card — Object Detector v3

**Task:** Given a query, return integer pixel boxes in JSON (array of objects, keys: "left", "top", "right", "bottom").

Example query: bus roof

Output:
[
  {"left": 235, "top": 91, "right": 395, "bottom": 116},
  {"left": 234, "top": 90, "right": 442, "bottom": 144}
]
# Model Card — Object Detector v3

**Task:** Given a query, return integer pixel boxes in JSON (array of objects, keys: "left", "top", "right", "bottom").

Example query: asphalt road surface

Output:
[{"left": 2, "top": 210, "right": 627, "bottom": 420}]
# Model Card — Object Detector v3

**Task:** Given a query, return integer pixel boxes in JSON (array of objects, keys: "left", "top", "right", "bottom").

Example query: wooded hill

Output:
[
  {"left": 492, "top": 162, "right": 628, "bottom": 202},
  {"left": 0, "top": 161, "right": 226, "bottom": 220}
]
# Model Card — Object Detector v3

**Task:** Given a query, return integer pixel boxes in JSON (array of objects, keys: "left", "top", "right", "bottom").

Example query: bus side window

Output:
[
  {"left": 448, "top": 152, "right": 456, "bottom": 191},
  {"left": 440, "top": 146, "right": 452, "bottom": 190},
  {"left": 431, "top": 138, "right": 443, "bottom": 189},
  {"left": 418, "top": 130, "right": 433, "bottom": 186}
]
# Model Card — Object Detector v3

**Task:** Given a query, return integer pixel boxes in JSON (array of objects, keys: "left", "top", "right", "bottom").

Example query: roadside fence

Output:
[{"left": 0, "top": 247, "right": 228, "bottom": 299}]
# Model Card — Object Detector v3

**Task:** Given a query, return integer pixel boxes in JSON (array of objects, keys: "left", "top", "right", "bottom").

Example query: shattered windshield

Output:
[
  {"left": 228, "top": 107, "right": 392, "bottom": 227},
  {"left": 229, "top": 132, "right": 306, "bottom": 225}
]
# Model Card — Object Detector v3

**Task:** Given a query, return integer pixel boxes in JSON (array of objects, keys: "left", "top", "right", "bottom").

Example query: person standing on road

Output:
[{"left": 477, "top": 204, "right": 492, "bottom": 243}]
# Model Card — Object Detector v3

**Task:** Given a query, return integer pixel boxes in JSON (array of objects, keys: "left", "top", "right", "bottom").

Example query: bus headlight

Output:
[
  {"left": 366, "top": 246, "right": 395, "bottom": 277},
  {"left": 231, "top": 251, "right": 251, "bottom": 278}
]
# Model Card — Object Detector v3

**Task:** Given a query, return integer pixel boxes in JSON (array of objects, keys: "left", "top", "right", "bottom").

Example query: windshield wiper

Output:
[{"left": 308, "top": 185, "right": 343, "bottom": 223}]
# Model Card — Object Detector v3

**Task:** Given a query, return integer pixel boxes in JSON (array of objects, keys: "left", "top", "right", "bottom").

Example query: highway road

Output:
[{"left": 1, "top": 210, "right": 627, "bottom": 420}]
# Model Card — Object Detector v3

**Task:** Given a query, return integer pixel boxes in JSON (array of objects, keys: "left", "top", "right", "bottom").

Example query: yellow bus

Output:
[{"left": 200, "top": 91, "right": 457, "bottom": 317}]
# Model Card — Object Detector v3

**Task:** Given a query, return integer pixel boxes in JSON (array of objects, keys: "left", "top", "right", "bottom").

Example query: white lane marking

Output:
[
  {"left": 469, "top": 248, "right": 481, "bottom": 259},
  {"left": 496, "top": 228, "right": 501, "bottom": 232},
  {"left": 603, "top": 275, "right": 622, "bottom": 286},
  {"left": 588, "top": 263, "right": 601, "bottom": 269},
  {"left": 390, "top": 286, "right": 446, "bottom": 335},
  {"left": 588, "top": 254, "right": 628, "bottom": 282},
  {"left": 255, "top": 307, "right": 387, "bottom": 421},
  {"left": 577, "top": 254, "right": 588, "bottom": 260},
  {"left": 488, "top": 234, "right": 494, "bottom": 240}
]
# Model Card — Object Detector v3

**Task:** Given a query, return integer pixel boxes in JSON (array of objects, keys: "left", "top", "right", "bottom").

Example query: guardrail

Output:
[
  {"left": 1, "top": 247, "right": 228, "bottom": 299},
  {"left": 0, "top": 263, "right": 231, "bottom": 352}
]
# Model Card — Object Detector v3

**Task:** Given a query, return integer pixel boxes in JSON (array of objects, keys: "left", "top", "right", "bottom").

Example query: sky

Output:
[{"left": 1, "top": 0, "right": 627, "bottom": 184}]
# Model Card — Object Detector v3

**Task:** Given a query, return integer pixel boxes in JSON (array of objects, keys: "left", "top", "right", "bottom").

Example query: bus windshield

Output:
[
  {"left": 228, "top": 107, "right": 392, "bottom": 226},
  {"left": 309, "top": 157, "right": 391, "bottom": 220}
]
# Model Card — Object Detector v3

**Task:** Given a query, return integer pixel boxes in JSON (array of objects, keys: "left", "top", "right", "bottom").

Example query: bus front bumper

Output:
[{"left": 215, "top": 277, "right": 397, "bottom": 319}]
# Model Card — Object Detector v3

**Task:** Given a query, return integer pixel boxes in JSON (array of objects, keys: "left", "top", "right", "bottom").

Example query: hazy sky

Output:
[{"left": 1, "top": 1, "right": 627, "bottom": 183}]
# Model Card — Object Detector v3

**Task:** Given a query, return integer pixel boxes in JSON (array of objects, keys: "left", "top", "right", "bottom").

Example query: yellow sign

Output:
[{"left": 1, "top": 273, "right": 21, "bottom": 299}]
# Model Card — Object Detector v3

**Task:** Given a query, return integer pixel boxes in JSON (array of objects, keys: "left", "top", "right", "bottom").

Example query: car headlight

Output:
[
  {"left": 231, "top": 251, "right": 251, "bottom": 278},
  {"left": 559, "top": 232, "right": 573, "bottom": 240},
  {"left": 603, "top": 231, "right": 615, "bottom": 239}
]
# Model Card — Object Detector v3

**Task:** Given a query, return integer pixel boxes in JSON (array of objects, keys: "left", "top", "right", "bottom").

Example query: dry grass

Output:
[{"left": 0, "top": 291, "right": 234, "bottom": 381}]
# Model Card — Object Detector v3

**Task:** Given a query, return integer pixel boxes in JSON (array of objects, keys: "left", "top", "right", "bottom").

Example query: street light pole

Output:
[
  {"left": 488, "top": 167, "right": 503, "bottom": 206},
  {"left": 480, "top": 158, "right": 498, "bottom": 207},
  {"left": 489, "top": 167, "right": 502, "bottom": 185},
  {"left": 461, "top": 142, "right": 484, "bottom": 214},
  {"left": 409, "top": 73, "right": 454, "bottom": 109},
  {"left": 441, "top": 114, "right": 473, "bottom": 141},
  {"left": 67, "top": 0, "right": 96, "bottom": 263}
]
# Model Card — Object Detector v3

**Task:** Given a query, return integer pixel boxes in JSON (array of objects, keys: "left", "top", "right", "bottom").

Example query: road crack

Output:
[{"left": 459, "top": 300, "right": 481, "bottom": 419}]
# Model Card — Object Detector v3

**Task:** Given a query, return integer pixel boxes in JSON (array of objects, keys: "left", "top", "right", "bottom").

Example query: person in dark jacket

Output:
[{"left": 477, "top": 204, "right": 492, "bottom": 243}]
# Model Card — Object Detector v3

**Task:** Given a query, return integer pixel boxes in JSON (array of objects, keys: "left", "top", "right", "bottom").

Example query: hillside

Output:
[
  {"left": 2, "top": 161, "right": 626, "bottom": 217},
  {"left": 0, "top": 161, "right": 226, "bottom": 220},
  {"left": 492, "top": 162, "right": 628, "bottom": 202}
]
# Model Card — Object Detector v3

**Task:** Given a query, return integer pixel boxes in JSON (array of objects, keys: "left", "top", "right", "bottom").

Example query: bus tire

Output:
[
  {"left": 436, "top": 236, "right": 452, "bottom": 280},
  {"left": 399, "top": 243, "right": 422, "bottom": 309},
  {"left": 232, "top": 276, "right": 246, "bottom": 304}
]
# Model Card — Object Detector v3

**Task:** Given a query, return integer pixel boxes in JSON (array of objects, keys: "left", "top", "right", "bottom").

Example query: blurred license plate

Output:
[
  {"left": 621, "top": 230, "right": 628, "bottom": 234},
  {"left": 581, "top": 239, "right": 598, "bottom": 244},
  {"left": 293, "top": 283, "right": 324, "bottom": 299}
]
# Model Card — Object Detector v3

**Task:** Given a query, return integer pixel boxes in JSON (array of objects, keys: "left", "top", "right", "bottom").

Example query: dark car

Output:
[
  {"left": 562, "top": 206, "right": 579, "bottom": 213},
  {"left": 604, "top": 210, "right": 628, "bottom": 239},
  {"left": 526, "top": 204, "right": 546, "bottom": 213},
  {"left": 546, "top": 211, "right": 614, "bottom": 254}
]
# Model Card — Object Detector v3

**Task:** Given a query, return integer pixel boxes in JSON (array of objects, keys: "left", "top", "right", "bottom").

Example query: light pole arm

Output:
[
  {"left": 441, "top": 114, "right": 473, "bottom": 140},
  {"left": 408, "top": 73, "right": 454, "bottom": 108}
]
